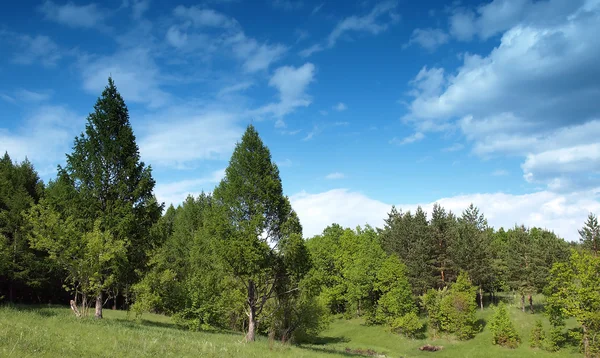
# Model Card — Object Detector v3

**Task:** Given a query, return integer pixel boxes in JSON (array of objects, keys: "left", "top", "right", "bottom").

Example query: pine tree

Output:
[
  {"left": 490, "top": 302, "right": 521, "bottom": 348},
  {"left": 30, "top": 78, "right": 161, "bottom": 318},
  {"left": 0, "top": 153, "right": 46, "bottom": 302},
  {"left": 579, "top": 213, "right": 600, "bottom": 256},
  {"left": 212, "top": 125, "right": 298, "bottom": 341},
  {"left": 450, "top": 204, "right": 493, "bottom": 310}
]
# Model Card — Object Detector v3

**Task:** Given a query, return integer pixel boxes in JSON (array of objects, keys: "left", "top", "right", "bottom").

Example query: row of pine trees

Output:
[{"left": 1, "top": 78, "right": 599, "bottom": 355}]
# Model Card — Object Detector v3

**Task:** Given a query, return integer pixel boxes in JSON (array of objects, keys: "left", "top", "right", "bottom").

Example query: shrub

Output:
[
  {"left": 421, "top": 272, "right": 479, "bottom": 340},
  {"left": 489, "top": 303, "right": 521, "bottom": 348},
  {"left": 544, "top": 327, "right": 565, "bottom": 352},
  {"left": 529, "top": 320, "right": 545, "bottom": 348},
  {"left": 391, "top": 312, "right": 424, "bottom": 338}
]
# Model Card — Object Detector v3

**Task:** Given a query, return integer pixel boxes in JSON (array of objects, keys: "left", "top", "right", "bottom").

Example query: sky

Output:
[{"left": 1, "top": 0, "right": 600, "bottom": 241}]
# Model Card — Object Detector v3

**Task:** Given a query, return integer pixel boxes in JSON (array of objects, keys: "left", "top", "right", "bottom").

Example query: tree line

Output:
[{"left": 1, "top": 78, "right": 599, "bottom": 355}]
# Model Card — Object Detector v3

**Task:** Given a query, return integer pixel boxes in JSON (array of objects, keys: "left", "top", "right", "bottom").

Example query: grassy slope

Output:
[{"left": 0, "top": 303, "right": 582, "bottom": 357}]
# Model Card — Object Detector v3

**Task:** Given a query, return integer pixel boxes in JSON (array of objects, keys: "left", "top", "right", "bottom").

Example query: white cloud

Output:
[
  {"left": 271, "top": 0, "right": 303, "bottom": 11},
  {"left": 442, "top": 143, "right": 464, "bottom": 152},
  {"left": 522, "top": 143, "right": 600, "bottom": 191},
  {"left": 0, "top": 105, "right": 82, "bottom": 176},
  {"left": 252, "top": 63, "right": 315, "bottom": 118},
  {"left": 15, "top": 89, "right": 52, "bottom": 102},
  {"left": 333, "top": 102, "right": 347, "bottom": 111},
  {"left": 303, "top": 125, "right": 321, "bottom": 141},
  {"left": 405, "top": 0, "right": 600, "bottom": 190},
  {"left": 226, "top": 32, "right": 288, "bottom": 72},
  {"left": 328, "top": 0, "right": 399, "bottom": 47},
  {"left": 291, "top": 188, "right": 600, "bottom": 241},
  {"left": 311, "top": 3, "right": 324, "bottom": 15},
  {"left": 217, "top": 81, "right": 254, "bottom": 97},
  {"left": 390, "top": 132, "right": 424, "bottom": 145},
  {"left": 0, "top": 94, "right": 15, "bottom": 103},
  {"left": 299, "top": 44, "right": 324, "bottom": 58},
  {"left": 325, "top": 172, "right": 345, "bottom": 180},
  {"left": 300, "top": 1, "right": 398, "bottom": 58},
  {"left": 8, "top": 33, "right": 62, "bottom": 67},
  {"left": 405, "top": 28, "right": 449, "bottom": 51},
  {"left": 492, "top": 169, "right": 509, "bottom": 176},
  {"left": 166, "top": 26, "right": 188, "bottom": 48},
  {"left": 137, "top": 108, "right": 243, "bottom": 168},
  {"left": 449, "top": 0, "right": 584, "bottom": 41},
  {"left": 79, "top": 47, "right": 170, "bottom": 108},
  {"left": 131, "top": 0, "right": 149, "bottom": 19},
  {"left": 154, "top": 169, "right": 225, "bottom": 207},
  {"left": 277, "top": 158, "right": 293, "bottom": 167},
  {"left": 173, "top": 5, "right": 238, "bottom": 29},
  {"left": 291, "top": 189, "right": 390, "bottom": 236},
  {"left": 39, "top": 0, "right": 107, "bottom": 29}
]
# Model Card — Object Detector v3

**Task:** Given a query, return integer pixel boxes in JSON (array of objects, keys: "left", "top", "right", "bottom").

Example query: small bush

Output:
[
  {"left": 529, "top": 320, "right": 545, "bottom": 348},
  {"left": 544, "top": 326, "right": 565, "bottom": 352},
  {"left": 489, "top": 303, "right": 521, "bottom": 348},
  {"left": 390, "top": 312, "right": 424, "bottom": 338}
]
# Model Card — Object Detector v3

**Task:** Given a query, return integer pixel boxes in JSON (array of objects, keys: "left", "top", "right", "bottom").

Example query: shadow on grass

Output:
[
  {"left": 297, "top": 345, "right": 385, "bottom": 357},
  {"left": 477, "top": 318, "right": 487, "bottom": 331},
  {"left": 301, "top": 335, "right": 350, "bottom": 345},
  {"left": 112, "top": 318, "right": 242, "bottom": 336},
  {"left": 1, "top": 304, "right": 63, "bottom": 318}
]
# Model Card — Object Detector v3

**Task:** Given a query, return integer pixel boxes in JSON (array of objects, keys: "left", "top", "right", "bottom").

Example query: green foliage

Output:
[
  {"left": 422, "top": 271, "right": 479, "bottom": 340},
  {"left": 133, "top": 194, "right": 246, "bottom": 331},
  {"left": 530, "top": 320, "right": 545, "bottom": 348},
  {"left": 545, "top": 249, "right": 600, "bottom": 356},
  {"left": 379, "top": 206, "right": 437, "bottom": 294},
  {"left": 390, "top": 312, "right": 424, "bottom": 338},
  {"left": 0, "top": 153, "right": 48, "bottom": 301},
  {"left": 26, "top": 78, "right": 161, "bottom": 315},
  {"left": 544, "top": 326, "right": 566, "bottom": 352},
  {"left": 489, "top": 303, "right": 521, "bottom": 348},
  {"left": 373, "top": 255, "right": 415, "bottom": 324},
  {"left": 579, "top": 213, "right": 600, "bottom": 256}
]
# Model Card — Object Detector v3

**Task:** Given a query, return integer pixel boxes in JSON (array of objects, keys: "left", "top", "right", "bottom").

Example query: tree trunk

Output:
[
  {"left": 521, "top": 294, "right": 525, "bottom": 312},
  {"left": 95, "top": 292, "right": 103, "bottom": 319},
  {"left": 441, "top": 269, "right": 445, "bottom": 286},
  {"left": 528, "top": 295, "right": 534, "bottom": 313},
  {"left": 246, "top": 281, "right": 257, "bottom": 342},
  {"left": 479, "top": 286, "right": 484, "bottom": 311}
]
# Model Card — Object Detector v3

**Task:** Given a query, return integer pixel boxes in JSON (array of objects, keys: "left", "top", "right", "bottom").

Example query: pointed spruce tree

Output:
[
  {"left": 42, "top": 77, "right": 161, "bottom": 318},
  {"left": 212, "top": 124, "right": 299, "bottom": 341},
  {"left": 579, "top": 213, "right": 600, "bottom": 256}
]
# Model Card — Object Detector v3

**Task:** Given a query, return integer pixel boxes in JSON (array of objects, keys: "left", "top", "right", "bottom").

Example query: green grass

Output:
[{"left": 0, "top": 301, "right": 582, "bottom": 357}]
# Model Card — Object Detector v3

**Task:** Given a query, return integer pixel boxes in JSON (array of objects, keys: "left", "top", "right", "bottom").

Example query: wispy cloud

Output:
[
  {"left": 325, "top": 172, "right": 345, "bottom": 180},
  {"left": 217, "top": 81, "right": 254, "bottom": 97},
  {"left": 333, "top": 102, "right": 347, "bottom": 111},
  {"left": 6, "top": 32, "right": 62, "bottom": 67},
  {"left": 300, "top": 1, "right": 398, "bottom": 57},
  {"left": 404, "top": 28, "right": 449, "bottom": 52},
  {"left": 271, "top": 0, "right": 303, "bottom": 11},
  {"left": 327, "top": 0, "right": 399, "bottom": 47},
  {"left": 442, "top": 143, "right": 464, "bottom": 152},
  {"left": 38, "top": 0, "right": 108, "bottom": 29},
  {"left": 390, "top": 132, "right": 424, "bottom": 145},
  {"left": 311, "top": 3, "right": 324, "bottom": 15},
  {"left": 492, "top": 169, "right": 509, "bottom": 176}
]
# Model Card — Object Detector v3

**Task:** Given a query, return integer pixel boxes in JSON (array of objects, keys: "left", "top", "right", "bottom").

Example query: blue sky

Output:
[{"left": 1, "top": 0, "right": 600, "bottom": 240}]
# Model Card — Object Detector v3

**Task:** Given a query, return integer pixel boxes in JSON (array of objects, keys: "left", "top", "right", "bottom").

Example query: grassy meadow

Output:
[{"left": 0, "top": 297, "right": 583, "bottom": 358}]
